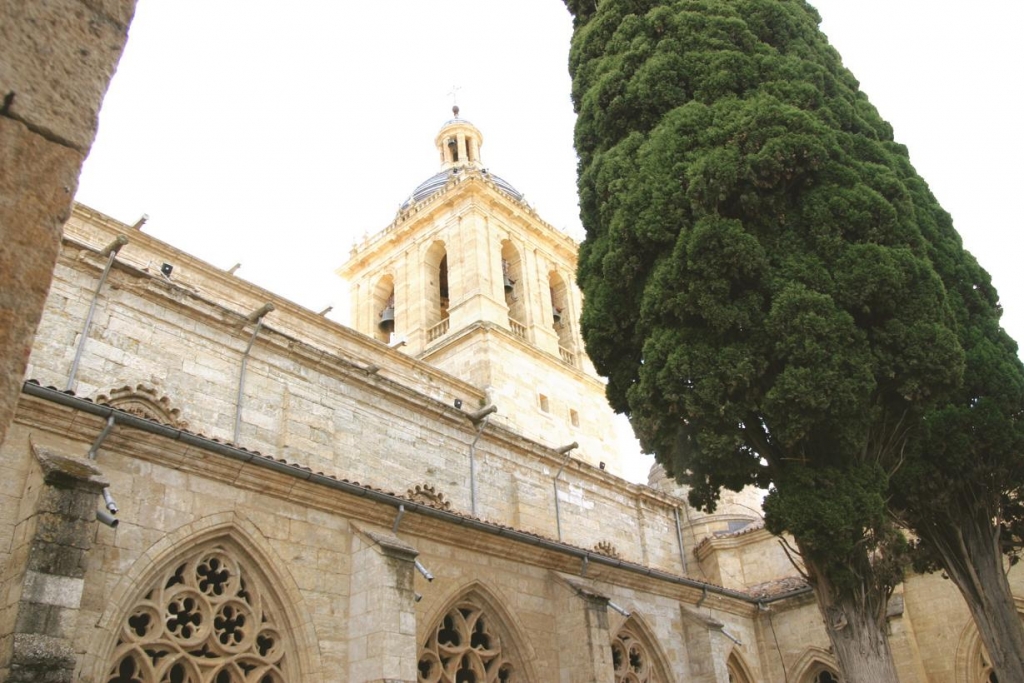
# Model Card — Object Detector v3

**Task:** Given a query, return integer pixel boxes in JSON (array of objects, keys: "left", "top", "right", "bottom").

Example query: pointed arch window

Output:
[
  {"left": 954, "top": 609, "right": 1023, "bottom": 683},
  {"left": 418, "top": 601, "right": 517, "bottom": 683},
  {"left": 800, "top": 667, "right": 840, "bottom": 683},
  {"left": 104, "top": 543, "right": 294, "bottom": 683},
  {"left": 727, "top": 652, "right": 754, "bottom": 683},
  {"left": 611, "top": 617, "right": 667, "bottom": 683}
]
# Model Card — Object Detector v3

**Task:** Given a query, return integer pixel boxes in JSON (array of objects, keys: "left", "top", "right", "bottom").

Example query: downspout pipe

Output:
[
  {"left": 67, "top": 235, "right": 129, "bottom": 391},
  {"left": 673, "top": 506, "right": 689, "bottom": 576},
  {"left": 22, "top": 381, "right": 801, "bottom": 605},
  {"left": 87, "top": 415, "right": 119, "bottom": 514},
  {"left": 552, "top": 442, "right": 578, "bottom": 542},
  {"left": 234, "top": 304, "right": 275, "bottom": 443},
  {"left": 467, "top": 407, "right": 496, "bottom": 517}
]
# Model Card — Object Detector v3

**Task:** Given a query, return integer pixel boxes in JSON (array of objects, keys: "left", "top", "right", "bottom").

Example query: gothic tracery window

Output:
[
  {"left": 418, "top": 602, "right": 515, "bottom": 683},
  {"left": 105, "top": 544, "right": 292, "bottom": 683},
  {"left": 611, "top": 624, "right": 659, "bottom": 683}
]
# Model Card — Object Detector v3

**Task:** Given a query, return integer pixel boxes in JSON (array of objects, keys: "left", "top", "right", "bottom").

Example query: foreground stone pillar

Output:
[
  {"left": 0, "top": 0, "right": 137, "bottom": 450},
  {"left": 348, "top": 527, "right": 419, "bottom": 683},
  {"left": 0, "top": 444, "right": 107, "bottom": 682},
  {"left": 552, "top": 574, "right": 616, "bottom": 683}
]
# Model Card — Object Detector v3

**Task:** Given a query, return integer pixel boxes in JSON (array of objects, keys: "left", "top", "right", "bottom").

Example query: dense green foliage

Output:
[
  {"left": 564, "top": 0, "right": 980, "bottom": 597},
  {"left": 564, "top": 0, "right": 1024, "bottom": 674}
]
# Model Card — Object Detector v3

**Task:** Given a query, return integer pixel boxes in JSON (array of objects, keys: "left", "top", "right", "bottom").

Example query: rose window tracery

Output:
[
  {"left": 106, "top": 545, "right": 290, "bottom": 683},
  {"left": 418, "top": 602, "right": 515, "bottom": 683},
  {"left": 612, "top": 625, "right": 658, "bottom": 683}
]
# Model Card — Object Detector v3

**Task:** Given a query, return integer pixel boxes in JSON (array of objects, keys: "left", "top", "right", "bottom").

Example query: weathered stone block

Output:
[
  {"left": 0, "top": 117, "right": 83, "bottom": 452},
  {"left": 26, "top": 540, "right": 86, "bottom": 577},
  {"left": 5, "top": 632, "right": 75, "bottom": 683},
  {"left": 0, "top": 0, "right": 135, "bottom": 151},
  {"left": 19, "top": 571, "right": 84, "bottom": 610},
  {"left": 32, "top": 512, "right": 94, "bottom": 549},
  {"left": 12, "top": 602, "right": 74, "bottom": 640}
]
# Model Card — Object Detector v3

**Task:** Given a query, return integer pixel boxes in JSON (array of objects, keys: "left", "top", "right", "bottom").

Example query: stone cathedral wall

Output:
[
  {"left": 25, "top": 204, "right": 705, "bottom": 580},
  {"left": 6, "top": 202, "right": 1023, "bottom": 682}
]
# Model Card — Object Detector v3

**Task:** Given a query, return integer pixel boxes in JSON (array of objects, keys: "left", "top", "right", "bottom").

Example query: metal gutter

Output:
[{"left": 22, "top": 381, "right": 810, "bottom": 606}]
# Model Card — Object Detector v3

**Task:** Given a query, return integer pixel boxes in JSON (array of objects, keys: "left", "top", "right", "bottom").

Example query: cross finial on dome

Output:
[{"left": 447, "top": 84, "right": 462, "bottom": 116}]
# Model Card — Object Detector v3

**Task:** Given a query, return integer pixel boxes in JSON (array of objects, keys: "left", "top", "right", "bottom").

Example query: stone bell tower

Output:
[{"left": 339, "top": 108, "right": 631, "bottom": 475}]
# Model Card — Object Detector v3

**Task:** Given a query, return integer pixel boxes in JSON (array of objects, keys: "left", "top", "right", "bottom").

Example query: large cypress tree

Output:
[
  {"left": 562, "top": 0, "right": 1024, "bottom": 679},
  {"left": 887, "top": 183, "right": 1024, "bottom": 676}
]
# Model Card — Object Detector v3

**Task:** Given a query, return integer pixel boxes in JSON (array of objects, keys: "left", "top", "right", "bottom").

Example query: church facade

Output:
[{"left": 0, "top": 113, "right": 1018, "bottom": 682}]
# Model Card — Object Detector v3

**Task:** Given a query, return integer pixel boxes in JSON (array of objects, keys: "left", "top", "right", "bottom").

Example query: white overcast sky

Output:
[{"left": 76, "top": 1, "right": 1023, "bottom": 482}]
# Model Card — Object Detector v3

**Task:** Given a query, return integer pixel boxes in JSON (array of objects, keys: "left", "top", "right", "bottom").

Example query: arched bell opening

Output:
[
  {"left": 548, "top": 271, "right": 575, "bottom": 354},
  {"left": 439, "top": 255, "right": 449, "bottom": 319},
  {"left": 374, "top": 275, "right": 396, "bottom": 343},
  {"left": 501, "top": 240, "right": 525, "bottom": 330},
  {"left": 425, "top": 241, "right": 450, "bottom": 341}
]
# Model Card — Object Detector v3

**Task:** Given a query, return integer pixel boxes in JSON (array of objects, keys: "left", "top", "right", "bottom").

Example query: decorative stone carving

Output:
[
  {"left": 418, "top": 602, "right": 515, "bottom": 683},
  {"left": 593, "top": 540, "right": 620, "bottom": 559},
  {"left": 96, "top": 384, "right": 187, "bottom": 428},
  {"left": 105, "top": 544, "right": 290, "bottom": 682},
  {"left": 407, "top": 483, "right": 452, "bottom": 511}
]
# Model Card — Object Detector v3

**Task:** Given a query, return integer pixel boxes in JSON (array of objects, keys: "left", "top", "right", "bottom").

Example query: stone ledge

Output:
[
  {"left": 358, "top": 527, "right": 419, "bottom": 562},
  {"left": 32, "top": 442, "right": 107, "bottom": 493}
]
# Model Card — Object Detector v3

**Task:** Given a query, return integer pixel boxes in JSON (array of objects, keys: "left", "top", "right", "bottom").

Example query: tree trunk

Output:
[
  {"left": 937, "top": 511, "right": 1024, "bottom": 683},
  {"left": 803, "top": 554, "right": 900, "bottom": 683}
]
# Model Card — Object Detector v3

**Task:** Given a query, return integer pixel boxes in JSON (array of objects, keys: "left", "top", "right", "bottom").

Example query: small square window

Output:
[
  {"left": 539, "top": 394, "right": 550, "bottom": 413},
  {"left": 569, "top": 409, "right": 580, "bottom": 427}
]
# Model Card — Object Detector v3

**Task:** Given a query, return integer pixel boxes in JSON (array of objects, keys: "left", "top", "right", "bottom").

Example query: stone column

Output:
[
  {"left": 0, "top": 0, "right": 137, "bottom": 451},
  {"left": 348, "top": 527, "right": 419, "bottom": 683},
  {"left": 552, "top": 574, "right": 616, "bottom": 683},
  {"left": 0, "top": 444, "right": 108, "bottom": 682}
]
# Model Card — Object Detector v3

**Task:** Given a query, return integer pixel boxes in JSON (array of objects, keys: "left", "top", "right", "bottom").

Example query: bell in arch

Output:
[
  {"left": 501, "top": 259, "right": 515, "bottom": 293},
  {"left": 379, "top": 303, "right": 395, "bottom": 334},
  {"left": 552, "top": 307, "right": 562, "bottom": 324}
]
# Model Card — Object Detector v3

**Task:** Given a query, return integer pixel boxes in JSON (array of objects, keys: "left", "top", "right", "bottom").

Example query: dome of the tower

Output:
[
  {"left": 399, "top": 107, "right": 526, "bottom": 210},
  {"left": 401, "top": 168, "right": 524, "bottom": 209}
]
